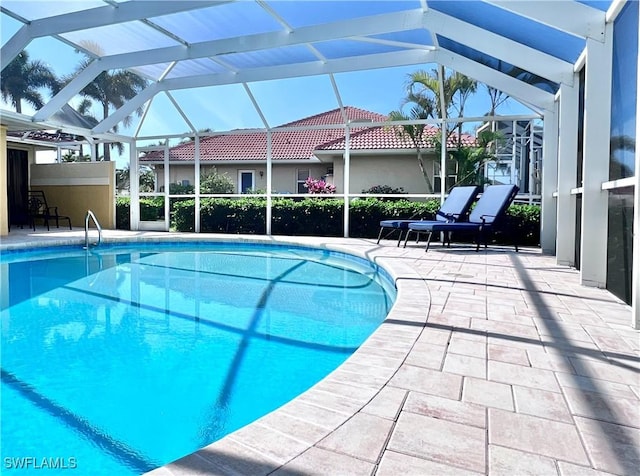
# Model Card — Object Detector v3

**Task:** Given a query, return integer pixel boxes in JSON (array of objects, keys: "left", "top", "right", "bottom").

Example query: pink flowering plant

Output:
[{"left": 303, "top": 177, "right": 336, "bottom": 194}]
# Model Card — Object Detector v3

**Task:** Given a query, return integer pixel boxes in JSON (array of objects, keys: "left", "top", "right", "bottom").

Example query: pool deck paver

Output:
[{"left": 2, "top": 229, "right": 639, "bottom": 476}]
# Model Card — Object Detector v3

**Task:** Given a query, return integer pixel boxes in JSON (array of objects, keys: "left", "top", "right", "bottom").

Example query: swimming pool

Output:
[{"left": 1, "top": 242, "right": 395, "bottom": 475}]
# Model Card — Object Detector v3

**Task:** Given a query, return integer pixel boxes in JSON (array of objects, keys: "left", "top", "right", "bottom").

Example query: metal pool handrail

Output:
[{"left": 84, "top": 210, "right": 102, "bottom": 249}]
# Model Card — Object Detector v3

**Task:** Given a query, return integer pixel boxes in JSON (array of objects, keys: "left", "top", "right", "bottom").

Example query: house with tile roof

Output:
[{"left": 140, "top": 106, "right": 476, "bottom": 195}]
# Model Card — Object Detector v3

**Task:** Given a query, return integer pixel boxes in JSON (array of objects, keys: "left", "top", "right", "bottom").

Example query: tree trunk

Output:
[
  {"left": 102, "top": 102, "right": 111, "bottom": 161},
  {"left": 416, "top": 148, "right": 433, "bottom": 193}
]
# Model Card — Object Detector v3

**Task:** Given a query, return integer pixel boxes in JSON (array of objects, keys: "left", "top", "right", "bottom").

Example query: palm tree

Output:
[
  {"left": 405, "top": 69, "right": 477, "bottom": 140},
  {"left": 65, "top": 51, "right": 147, "bottom": 161},
  {"left": 485, "top": 86, "right": 509, "bottom": 117},
  {"left": 447, "top": 129, "right": 503, "bottom": 189},
  {"left": 0, "top": 50, "right": 59, "bottom": 113},
  {"left": 388, "top": 106, "right": 435, "bottom": 193},
  {"left": 389, "top": 69, "right": 478, "bottom": 192}
]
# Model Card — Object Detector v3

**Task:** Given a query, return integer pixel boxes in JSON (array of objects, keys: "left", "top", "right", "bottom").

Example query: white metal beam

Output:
[
  {"left": 36, "top": 7, "right": 432, "bottom": 123},
  {"left": 33, "top": 60, "right": 104, "bottom": 121},
  {"left": 0, "top": 1, "right": 226, "bottom": 69},
  {"left": 93, "top": 49, "right": 435, "bottom": 133},
  {"left": 57, "top": 9, "right": 431, "bottom": 75},
  {"left": 433, "top": 49, "right": 556, "bottom": 112},
  {"left": 424, "top": 8, "right": 574, "bottom": 86},
  {"left": 94, "top": 83, "right": 161, "bottom": 134},
  {"left": 484, "top": 0, "right": 606, "bottom": 41},
  {"left": 243, "top": 83, "right": 270, "bottom": 129},
  {"left": 0, "top": 25, "right": 33, "bottom": 72},
  {"left": 165, "top": 91, "right": 196, "bottom": 133}
]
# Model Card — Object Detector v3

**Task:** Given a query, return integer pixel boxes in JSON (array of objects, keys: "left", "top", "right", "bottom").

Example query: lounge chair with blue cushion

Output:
[
  {"left": 377, "top": 185, "right": 480, "bottom": 246},
  {"left": 404, "top": 184, "right": 519, "bottom": 252}
]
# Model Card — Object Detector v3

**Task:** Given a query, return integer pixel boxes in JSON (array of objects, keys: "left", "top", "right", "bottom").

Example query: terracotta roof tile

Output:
[
  {"left": 317, "top": 125, "right": 476, "bottom": 151},
  {"left": 142, "top": 107, "right": 476, "bottom": 162}
]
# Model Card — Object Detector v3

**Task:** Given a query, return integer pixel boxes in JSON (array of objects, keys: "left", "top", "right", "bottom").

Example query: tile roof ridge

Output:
[{"left": 276, "top": 106, "right": 387, "bottom": 127}]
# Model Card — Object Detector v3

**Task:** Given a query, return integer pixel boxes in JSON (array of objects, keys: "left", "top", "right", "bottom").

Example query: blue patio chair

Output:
[
  {"left": 404, "top": 184, "right": 519, "bottom": 252},
  {"left": 377, "top": 185, "right": 481, "bottom": 246}
]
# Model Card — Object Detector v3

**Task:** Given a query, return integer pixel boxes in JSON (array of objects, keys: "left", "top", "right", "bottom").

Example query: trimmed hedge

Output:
[
  {"left": 116, "top": 196, "right": 541, "bottom": 246},
  {"left": 116, "top": 196, "right": 164, "bottom": 229}
]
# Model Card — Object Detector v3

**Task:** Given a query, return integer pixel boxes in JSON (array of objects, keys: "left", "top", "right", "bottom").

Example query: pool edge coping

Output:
[{"left": 2, "top": 231, "right": 429, "bottom": 474}]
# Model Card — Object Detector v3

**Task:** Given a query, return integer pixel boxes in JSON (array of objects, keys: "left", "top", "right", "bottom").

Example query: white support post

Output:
[
  {"left": 511, "top": 121, "right": 518, "bottom": 186},
  {"left": 195, "top": 135, "right": 201, "bottom": 233},
  {"left": 437, "top": 65, "right": 447, "bottom": 203},
  {"left": 556, "top": 81, "right": 579, "bottom": 265},
  {"left": 580, "top": 31, "right": 613, "bottom": 287},
  {"left": 343, "top": 126, "right": 351, "bottom": 238},
  {"left": 130, "top": 140, "right": 140, "bottom": 230},
  {"left": 164, "top": 145, "right": 170, "bottom": 232},
  {"left": 266, "top": 130, "right": 273, "bottom": 236},
  {"left": 528, "top": 120, "right": 535, "bottom": 202},
  {"left": 540, "top": 105, "right": 559, "bottom": 254}
]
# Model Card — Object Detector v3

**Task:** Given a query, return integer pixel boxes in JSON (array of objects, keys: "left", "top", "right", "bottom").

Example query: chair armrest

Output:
[
  {"left": 46, "top": 206, "right": 59, "bottom": 216},
  {"left": 436, "top": 211, "right": 461, "bottom": 222}
]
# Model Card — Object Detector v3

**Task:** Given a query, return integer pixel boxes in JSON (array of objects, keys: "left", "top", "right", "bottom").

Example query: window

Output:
[
  {"left": 609, "top": 0, "right": 638, "bottom": 180},
  {"left": 297, "top": 169, "right": 309, "bottom": 194},
  {"left": 577, "top": 67, "right": 585, "bottom": 186},
  {"left": 433, "top": 161, "right": 458, "bottom": 193},
  {"left": 606, "top": 1, "right": 638, "bottom": 305},
  {"left": 238, "top": 170, "right": 255, "bottom": 193}
]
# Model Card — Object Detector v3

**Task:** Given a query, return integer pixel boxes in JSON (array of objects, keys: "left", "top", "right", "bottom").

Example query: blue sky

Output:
[{"left": 1, "top": 10, "right": 535, "bottom": 167}]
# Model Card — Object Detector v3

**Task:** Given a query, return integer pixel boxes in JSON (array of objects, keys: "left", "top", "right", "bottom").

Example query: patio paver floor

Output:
[{"left": 2, "top": 229, "right": 638, "bottom": 475}]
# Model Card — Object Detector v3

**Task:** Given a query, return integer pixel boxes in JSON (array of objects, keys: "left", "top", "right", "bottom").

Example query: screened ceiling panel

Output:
[
  {"left": 221, "top": 45, "right": 319, "bottom": 70},
  {"left": 429, "top": 1, "right": 586, "bottom": 63},
  {"left": 61, "top": 21, "right": 181, "bottom": 56},
  {"left": 0, "top": 0, "right": 612, "bottom": 136},
  {"left": 165, "top": 59, "right": 229, "bottom": 80},
  {"left": 436, "top": 35, "right": 560, "bottom": 94},
  {"left": 371, "top": 30, "right": 435, "bottom": 48},
  {"left": 314, "top": 39, "right": 411, "bottom": 60},
  {"left": 577, "top": 0, "right": 614, "bottom": 11},
  {"left": 0, "top": 0, "right": 105, "bottom": 21},
  {"left": 149, "top": 3, "right": 282, "bottom": 44},
  {"left": 129, "top": 63, "right": 174, "bottom": 82},
  {"left": 267, "top": 1, "right": 420, "bottom": 28}
]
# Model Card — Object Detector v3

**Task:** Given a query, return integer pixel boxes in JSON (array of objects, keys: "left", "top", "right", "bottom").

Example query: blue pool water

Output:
[{"left": 1, "top": 242, "right": 395, "bottom": 475}]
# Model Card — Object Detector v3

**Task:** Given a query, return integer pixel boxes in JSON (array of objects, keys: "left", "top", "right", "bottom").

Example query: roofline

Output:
[{"left": 140, "top": 158, "right": 324, "bottom": 165}]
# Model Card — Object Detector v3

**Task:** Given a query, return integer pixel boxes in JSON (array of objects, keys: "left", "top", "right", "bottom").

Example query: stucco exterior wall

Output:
[
  {"left": 329, "top": 153, "right": 436, "bottom": 194},
  {"left": 30, "top": 162, "right": 116, "bottom": 228},
  {"left": 150, "top": 154, "right": 436, "bottom": 196},
  {"left": 349, "top": 155, "right": 433, "bottom": 193},
  {"left": 155, "top": 163, "right": 329, "bottom": 194}
]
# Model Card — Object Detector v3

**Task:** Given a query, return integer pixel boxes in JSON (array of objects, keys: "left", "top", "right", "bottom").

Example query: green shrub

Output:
[
  {"left": 200, "top": 170, "right": 234, "bottom": 193},
  {"left": 169, "top": 183, "right": 195, "bottom": 195},
  {"left": 117, "top": 196, "right": 541, "bottom": 246},
  {"left": 115, "top": 196, "right": 164, "bottom": 230},
  {"left": 272, "top": 198, "right": 343, "bottom": 236},
  {"left": 116, "top": 196, "right": 130, "bottom": 229},
  {"left": 348, "top": 198, "right": 440, "bottom": 238},
  {"left": 361, "top": 184, "right": 406, "bottom": 194}
]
